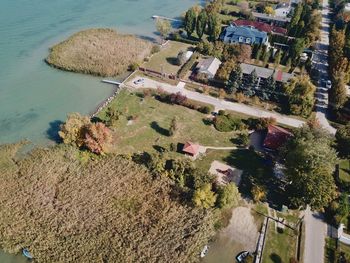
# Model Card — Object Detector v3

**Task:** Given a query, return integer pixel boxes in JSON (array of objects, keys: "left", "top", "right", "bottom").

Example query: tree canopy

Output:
[
  {"left": 284, "top": 75, "right": 316, "bottom": 117},
  {"left": 282, "top": 125, "right": 338, "bottom": 210}
]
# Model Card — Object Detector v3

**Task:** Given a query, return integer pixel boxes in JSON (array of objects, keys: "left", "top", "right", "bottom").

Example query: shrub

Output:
[
  {"left": 236, "top": 133, "right": 250, "bottom": 146},
  {"left": 218, "top": 110, "right": 226, "bottom": 116},
  {"left": 245, "top": 117, "right": 277, "bottom": 131},
  {"left": 177, "top": 51, "right": 198, "bottom": 79},
  {"left": 251, "top": 185, "right": 267, "bottom": 202},
  {"left": 151, "top": 45, "right": 161, "bottom": 54},
  {"left": 214, "top": 114, "right": 245, "bottom": 132},
  {"left": 128, "top": 62, "right": 139, "bottom": 71},
  {"left": 198, "top": 105, "right": 212, "bottom": 114}
]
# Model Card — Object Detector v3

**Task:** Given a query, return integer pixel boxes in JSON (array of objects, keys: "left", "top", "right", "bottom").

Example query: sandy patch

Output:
[
  {"left": 209, "top": 160, "right": 242, "bottom": 186},
  {"left": 221, "top": 207, "right": 259, "bottom": 251}
]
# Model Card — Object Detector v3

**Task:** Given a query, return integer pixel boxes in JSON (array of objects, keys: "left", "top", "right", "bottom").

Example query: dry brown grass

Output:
[
  {"left": 0, "top": 144, "right": 215, "bottom": 262},
  {"left": 46, "top": 28, "right": 153, "bottom": 77}
]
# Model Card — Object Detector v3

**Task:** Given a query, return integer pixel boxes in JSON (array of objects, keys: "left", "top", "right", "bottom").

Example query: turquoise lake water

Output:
[
  {"left": 0, "top": 0, "right": 198, "bottom": 146},
  {"left": 0, "top": 0, "right": 198, "bottom": 261}
]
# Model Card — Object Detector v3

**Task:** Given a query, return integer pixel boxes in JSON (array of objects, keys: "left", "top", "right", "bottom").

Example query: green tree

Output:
[
  {"left": 261, "top": 74, "right": 276, "bottom": 101},
  {"left": 169, "top": 116, "right": 178, "bottom": 136},
  {"left": 227, "top": 65, "right": 242, "bottom": 94},
  {"left": 58, "top": 113, "right": 91, "bottom": 146},
  {"left": 184, "top": 8, "right": 197, "bottom": 37},
  {"left": 329, "top": 72, "right": 348, "bottom": 110},
  {"left": 290, "top": 38, "right": 305, "bottom": 64},
  {"left": 207, "top": 14, "right": 221, "bottom": 41},
  {"left": 282, "top": 125, "right": 338, "bottom": 210},
  {"left": 193, "top": 183, "right": 217, "bottom": 208},
  {"left": 244, "top": 69, "right": 258, "bottom": 97},
  {"left": 336, "top": 123, "right": 350, "bottom": 158},
  {"left": 284, "top": 75, "right": 316, "bottom": 117},
  {"left": 289, "top": 3, "right": 303, "bottom": 36},
  {"left": 156, "top": 19, "right": 171, "bottom": 38},
  {"left": 274, "top": 49, "right": 282, "bottom": 68},
  {"left": 196, "top": 9, "right": 207, "bottom": 39},
  {"left": 106, "top": 107, "right": 121, "bottom": 127},
  {"left": 216, "top": 183, "right": 240, "bottom": 208},
  {"left": 216, "top": 59, "right": 236, "bottom": 82}
]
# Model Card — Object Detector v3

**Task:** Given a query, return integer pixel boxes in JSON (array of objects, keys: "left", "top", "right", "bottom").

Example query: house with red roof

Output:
[
  {"left": 182, "top": 142, "right": 201, "bottom": 158},
  {"left": 263, "top": 125, "right": 293, "bottom": 151},
  {"left": 232, "top": 20, "right": 287, "bottom": 36}
]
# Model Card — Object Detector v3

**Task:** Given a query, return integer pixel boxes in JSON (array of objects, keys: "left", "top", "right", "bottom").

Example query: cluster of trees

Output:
[
  {"left": 329, "top": 27, "right": 350, "bottom": 115},
  {"left": 184, "top": 3, "right": 222, "bottom": 41},
  {"left": 59, "top": 113, "right": 113, "bottom": 155},
  {"left": 284, "top": 75, "right": 316, "bottom": 117},
  {"left": 282, "top": 125, "right": 338, "bottom": 210},
  {"left": 213, "top": 110, "right": 246, "bottom": 132},
  {"left": 146, "top": 153, "right": 240, "bottom": 209},
  {"left": 289, "top": 2, "right": 321, "bottom": 46}
]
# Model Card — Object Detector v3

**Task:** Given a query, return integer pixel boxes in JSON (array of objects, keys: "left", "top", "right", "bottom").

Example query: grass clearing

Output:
[
  {"left": 339, "top": 159, "right": 350, "bottom": 183},
  {"left": 98, "top": 90, "right": 240, "bottom": 155},
  {"left": 143, "top": 41, "right": 194, "bottom": 75},
  {"left": 262, "top": 217, "right": 298, "bottom": 263},
  {"left": 46, "top": 28, "right": 153, "bottom": 77}
]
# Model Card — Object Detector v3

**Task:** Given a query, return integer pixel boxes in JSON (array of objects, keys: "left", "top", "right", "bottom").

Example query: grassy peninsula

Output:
[
  {"left": 46, "top": 28, "right": 153, "bottom": 77},
  {"left": 0, "top": 143, "right": 214, "bottom": 262}
]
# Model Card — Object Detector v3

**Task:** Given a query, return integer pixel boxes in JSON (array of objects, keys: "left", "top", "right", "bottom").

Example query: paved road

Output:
[
  {"left": 304, "top": 206, "right": 327, "bottom": 263},
  {"left": 303, "top": 2, "right": 333, "bottom": 263},
  {"left": 312, "top": 0, "right": 337, "bottom": 134},
  {"left": 126, "top": 77, "right": 305, "bottom": 128}
]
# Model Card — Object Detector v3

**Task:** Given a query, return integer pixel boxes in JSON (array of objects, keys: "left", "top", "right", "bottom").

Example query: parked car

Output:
[
  {"left": 236, "top": 251, "right": 250, "bottom": 262},
  {"left": 326, "top": 80, "right": 331, "bottom": 89},
  {"left": 133, "top": 78, "right": 144, "bottom": 85}
]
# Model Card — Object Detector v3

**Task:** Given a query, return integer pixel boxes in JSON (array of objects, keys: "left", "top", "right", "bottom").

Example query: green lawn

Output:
[
  {"left": 325, "top": 238, "right": 350, "bottom": 263},
  {"left": 143, "top": 41, "right": 194, "bottom": 75},
  {"left": 98, "top": 90, "right": 241, "bottom": 155},
  {"left": 262, "top": 218, "right": 298, "bottom": 263},
  {"left": 339, "top": 159, "right": 350, "bottom": 183}
]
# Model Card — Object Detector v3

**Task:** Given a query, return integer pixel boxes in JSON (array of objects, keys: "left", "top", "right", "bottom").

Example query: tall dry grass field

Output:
[
  {"left": 0, "top": 144, "right": 214, "bottom": 262},
  {"left": 46, "top": 28, "right": 153, "bottom": 77}
]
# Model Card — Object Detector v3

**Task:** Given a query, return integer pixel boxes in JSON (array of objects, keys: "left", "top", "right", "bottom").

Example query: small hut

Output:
[{"left": 182, "top": 142, "right": 200, "bottom": 158}]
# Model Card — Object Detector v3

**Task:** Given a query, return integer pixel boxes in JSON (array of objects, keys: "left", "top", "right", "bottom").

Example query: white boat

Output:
[{"left": 200, "top": 245, "right": 209, "bottom": 258}]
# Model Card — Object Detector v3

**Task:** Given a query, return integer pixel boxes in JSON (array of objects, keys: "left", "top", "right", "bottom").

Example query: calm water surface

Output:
[
  {"left": 0, "top": 0, "right": 198, "bottom": 261},
  {"left": 0, "top": 0, "right": 199, "bottom": 145}
]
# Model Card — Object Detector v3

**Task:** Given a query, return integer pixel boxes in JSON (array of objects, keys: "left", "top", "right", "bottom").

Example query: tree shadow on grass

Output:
[
  {"left": 46, "top": 120, "right": 63, "bottom": 142},
  {"left": 150, "top": 121, "right": 170, "bottom": 136},
  {"left": 166, "top": 57, "right": 178, "bottom": 65},
  {"left": 270, "top": 253, "right": 282, "bottom": 263}
]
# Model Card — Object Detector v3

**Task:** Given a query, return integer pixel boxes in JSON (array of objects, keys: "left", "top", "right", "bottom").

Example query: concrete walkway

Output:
[
  {"left": 303, "top": 206, "right": 327, "bottom": 263},
  {"left": 127, "top": 77, "right": 305, "bottom": 128}
]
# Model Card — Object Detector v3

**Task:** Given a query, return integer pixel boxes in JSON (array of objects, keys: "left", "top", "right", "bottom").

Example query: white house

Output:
[{"left": 196, "top": 57, "right": 222, "bottom": 79}]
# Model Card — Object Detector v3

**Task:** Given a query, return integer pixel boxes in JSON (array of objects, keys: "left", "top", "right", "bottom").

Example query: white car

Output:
[
  {"left": 326, "top": 80, "right": 331, "bottom": 89},
  {"left": 133, "top": 78, "right": 144, "bottom": 85}
]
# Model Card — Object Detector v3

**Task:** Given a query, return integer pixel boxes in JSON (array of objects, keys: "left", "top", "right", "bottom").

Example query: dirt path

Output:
[{"left": 223, "top": 207, "right": 259, "bottom": 251}]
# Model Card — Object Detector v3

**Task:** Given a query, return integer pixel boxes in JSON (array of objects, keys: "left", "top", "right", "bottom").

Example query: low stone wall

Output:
[
  {"left": 255, "top": 217, "right": 269, "bottom": 263},
  {"left": 338, "top": 224, "right": 350, "bottom": 245}
]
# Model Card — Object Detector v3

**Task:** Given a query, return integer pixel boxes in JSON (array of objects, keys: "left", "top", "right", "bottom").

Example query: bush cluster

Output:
[
  {"left": 156, "top": 91, "right": 213, "bottom": 114},
  {"left": 213, "top": 112, "right": 246, "bottom": 132}
]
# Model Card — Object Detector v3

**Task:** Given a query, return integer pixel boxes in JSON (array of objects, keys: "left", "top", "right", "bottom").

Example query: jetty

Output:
[
  {"left": 102, "top": 79, "right": 122, "bottom": 85},
  {"left": 152, "top": 15, "right": 183, "bottom": 23}
]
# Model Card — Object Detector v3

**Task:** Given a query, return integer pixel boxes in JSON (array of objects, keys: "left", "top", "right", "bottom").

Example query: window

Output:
[
  {"left": 239, "top": 36, "right": 244, "bottom": 42},
  {"left": 246, "top": 38, "right": 251, "bottom": 44}
]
